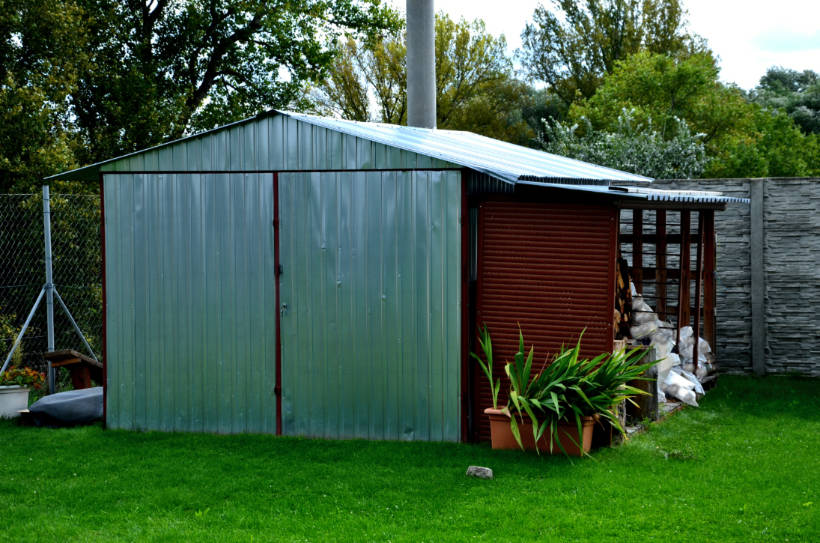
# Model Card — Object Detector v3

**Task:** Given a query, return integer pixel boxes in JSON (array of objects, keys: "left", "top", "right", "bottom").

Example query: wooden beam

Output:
[
  {"left": 677, "top": 210, "right": 691, "bottom": 345},
  {"left": 656, "top": 210, "right": 667, "bottom": 320},
  {"left": 632, "top": 210, "right": 643, "bottom": 292},
  {"left": 620, "top": 232, "right": 695, "bottom": 245},
  {"left": 693, "top": 212, "right": 704, "bottom": 373},
  {"left": 703, "top": 210, "right": 717, "bottom": 353}
]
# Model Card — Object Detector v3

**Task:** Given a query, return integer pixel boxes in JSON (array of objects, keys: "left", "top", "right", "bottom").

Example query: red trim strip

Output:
[
  {"left": 99, "top": 173, "right": 107, "bottom": 427},
  {"left": 273, "top": 172, "right": 282, "bottom": 435}
]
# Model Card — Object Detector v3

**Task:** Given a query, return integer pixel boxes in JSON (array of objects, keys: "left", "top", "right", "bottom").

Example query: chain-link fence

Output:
[{"left": 0, "top": 191, "right": 101, "bottom": 375}]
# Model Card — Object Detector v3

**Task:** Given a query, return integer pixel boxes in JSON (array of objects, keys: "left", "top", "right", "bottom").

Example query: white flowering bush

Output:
[{"left": 540, "top": 109, "right": 708, "bottom": 179}]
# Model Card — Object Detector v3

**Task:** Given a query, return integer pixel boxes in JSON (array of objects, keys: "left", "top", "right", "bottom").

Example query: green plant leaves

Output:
[
  {"left": 470, "top": 325, "right": 500, "bottom": 409},
  {"left": 488, "top": 327, "right": 658, "bottom": 455}
]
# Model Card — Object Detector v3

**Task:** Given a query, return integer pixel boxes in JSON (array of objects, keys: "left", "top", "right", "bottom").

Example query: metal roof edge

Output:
[
  {"left": 517, "top": 180, "right": 750, "bottom": 205},
  {"left": 276, "top": 110, "right": 490, "bottom": 176},
  {"left": 45, "top": 111, "right": 280, "bottom": 181},
  {"left": 279, "top": 111, "right": 652, "bottom": 184},
  {"left": 46, "top": 109, "right": 655, "bottom": 186}
]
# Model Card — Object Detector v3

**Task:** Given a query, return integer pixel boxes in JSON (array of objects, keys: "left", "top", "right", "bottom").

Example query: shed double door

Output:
[
  {"left": 472, "top": 199, "right": 617, "bottom": 442},
  {"left": 276, "top": 170, "right": 462, "bottom": 441}
]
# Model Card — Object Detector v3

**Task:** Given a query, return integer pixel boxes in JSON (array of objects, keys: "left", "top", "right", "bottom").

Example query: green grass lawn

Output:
[{"left": 1, "top": 375, "right": 818, "bottom": 542}]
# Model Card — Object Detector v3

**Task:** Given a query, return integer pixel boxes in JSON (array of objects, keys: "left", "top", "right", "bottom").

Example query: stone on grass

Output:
[{"left": 466, "top": 466, "right": 493, "bottom": 479}]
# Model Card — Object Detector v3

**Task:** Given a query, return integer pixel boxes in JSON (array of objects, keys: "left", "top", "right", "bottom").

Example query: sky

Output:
[{"left": 387, "top": 0, "right": 820, "bottom": 90}]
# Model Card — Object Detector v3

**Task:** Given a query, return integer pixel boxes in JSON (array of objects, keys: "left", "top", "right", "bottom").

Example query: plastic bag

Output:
[
  {"left": 632, "top": 295, "right": 652, "bottom": 314},
  {"left": 633, "top": 310, "right": 657, "bottom": 325},
  {"left": 671, "top": 367, "right": 704, "bottom": 395},
  {"left": 679, "top": 339, "right": 712, "bottom": 369},
  {"left": 663, "top": 370, "right": 699, "bottom": 406},
  {"left": 664, "top": 370, "right": 695, "bottom": 391},
  {"left": 656, "top": 352, "right": 681, "bottom": 399},
  {"left": 651, "top": 324, "right": 675, "bottom": 344},
  {"left": 631, "top": 319, "right": 661, "bottom": 339},
  {"left": 652, "top": 338, "right": 675, "bottom": 360},
  {"left": 665, "top": 384, "right": 698, "bottom": 406}
]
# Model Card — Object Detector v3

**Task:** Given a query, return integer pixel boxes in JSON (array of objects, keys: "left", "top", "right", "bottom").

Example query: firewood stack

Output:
[{"left": 614, "top": 255, "right": 632, "bottom": 339}]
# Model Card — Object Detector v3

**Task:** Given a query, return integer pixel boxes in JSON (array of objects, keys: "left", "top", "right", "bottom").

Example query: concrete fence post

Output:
[{"left": 750, "top": 178, "right": 766, "bottom": 375}]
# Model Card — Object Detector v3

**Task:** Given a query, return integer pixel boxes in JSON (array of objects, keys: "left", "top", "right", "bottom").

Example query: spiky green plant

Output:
[
  {"left": 470, "top": 325, "right": 500, "bottom": 409},
  {"left": 503, "top": 329, "right": 656, "bottom": 455}
]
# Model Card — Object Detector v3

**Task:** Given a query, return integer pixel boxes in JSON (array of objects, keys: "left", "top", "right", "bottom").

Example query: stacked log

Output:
[{"left": 614, "top": 254, "right": 633, "bottom": 339}]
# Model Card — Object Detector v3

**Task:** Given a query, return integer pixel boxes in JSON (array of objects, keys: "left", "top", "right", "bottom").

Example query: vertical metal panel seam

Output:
[
  {"left": 274, "top": 171, "right": 283, "bottom": 434},
  {"left": 99, "top": 174, "right": 108, "bottom": 427}
]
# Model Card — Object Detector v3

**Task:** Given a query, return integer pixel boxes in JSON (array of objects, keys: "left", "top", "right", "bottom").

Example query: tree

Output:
[
  {"left": 540, "top": 110, "right": 707, "bottom": 179},
  {"left": 567, "top": 51, "right": 820, "bottom": 178},
  {"left": 520, "top": 0, "right": 703, "bottom": 104},
  {"left": 521, "top": 88, "right": 570, "bottom": 140},
  {"left": 570, "top": 52, "right": 750, "bottom": 145},
  {"left": 318, "top": 34, "right": 406, "bottom": 123},
  {"left": 316, "top": 13, "right": 535, "bottom": 145},
  {"left": 751, "top": 67, "right": 820, "bottom": 135},
  {"left": 71, "top": 0, "right": 400, "bottom": 165},
  {"left": 707, "top": 107, "right": 820, "bottom": 178},
  {"left": 0, "top": 0, "right": 88, "bottom": 192}
]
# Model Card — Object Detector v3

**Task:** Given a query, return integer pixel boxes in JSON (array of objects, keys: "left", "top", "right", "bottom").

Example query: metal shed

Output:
[{"left": 50, "top": 110, "right": 745, "bottom": 442}]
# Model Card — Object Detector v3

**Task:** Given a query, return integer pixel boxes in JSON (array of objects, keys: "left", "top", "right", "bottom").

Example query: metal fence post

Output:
[{"left": 43, "top": 186, "right": 56, "bottom": 392}]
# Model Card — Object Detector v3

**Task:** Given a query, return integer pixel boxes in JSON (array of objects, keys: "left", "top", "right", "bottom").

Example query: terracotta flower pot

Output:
[{"left": 484, "top": 407, "right": 594, "bottom": 457}]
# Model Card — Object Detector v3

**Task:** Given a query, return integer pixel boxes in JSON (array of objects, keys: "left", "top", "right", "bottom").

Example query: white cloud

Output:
[{"left": 683, "top": 0, "right": 820, "bottom": 88}]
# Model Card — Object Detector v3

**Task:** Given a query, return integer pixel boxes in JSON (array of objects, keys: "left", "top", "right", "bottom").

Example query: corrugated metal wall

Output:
[
  {"left": 104, "top": 172, "right": 278, "bottom": 433},
  {"left": 473, "top": 199, "right": 616, "bottom": 441},
  {"left": 278, "top": 170, "right": 462, "bottom": 441},
  {"left": 100, "top": 114, "right": 455, "bottom": 173}
]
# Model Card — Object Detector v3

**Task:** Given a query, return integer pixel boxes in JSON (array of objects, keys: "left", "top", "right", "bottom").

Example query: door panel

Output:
[
  {"left": 473, "top": 199, "right": 616, "bottom": 441},
  {"left": 278, "top": 170, "right": 462, "bottom": 441}
]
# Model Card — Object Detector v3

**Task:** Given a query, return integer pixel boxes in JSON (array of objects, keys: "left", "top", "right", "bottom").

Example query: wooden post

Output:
[
  {"left": 656, "top": 210, "right": 667, "bottom": 320},
  {"left": 632, "top": 209, "right": 643, "bottom": 293},
  {"left": 703, "top": 210, "right": 717, "bottom": 353},
  {"left": 677, "top": 210, "right": 691, "bottom": 345},
  {"left": 693, "top": 212, "right": 704, "bottom": 372}
]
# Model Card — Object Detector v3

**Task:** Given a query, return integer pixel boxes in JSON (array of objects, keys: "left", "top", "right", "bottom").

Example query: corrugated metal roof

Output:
[
  {"left": 283, "top": 111, "right": 651, "bottom": 183},
  {"left": 517, "top": 180, "right": 750, "bottom": 204},
  {"left": 47, "top": 110, "right": 651, "bottom": 184},
  {"left": 46, "top": 110, "right": 748, "bottom": 205}
]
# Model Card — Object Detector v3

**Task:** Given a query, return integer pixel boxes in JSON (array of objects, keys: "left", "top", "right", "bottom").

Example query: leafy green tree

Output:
[
  {"left": 0, "top": 0, "right": 88, "bottom": 192},
  {"left": 568, "top": 51, "right": 820, "bottom": 178},
  {"left": 707, "top": 107, "right": 820, "bottom": 178},
  {"left": 521, "top": 88, "right": 570, "bottom": 140},
  {"left": 751, "top": 67, "right": 820, "bottom": 135},
  {"left": 520, "top": 0, "right": 703, "bottom": 104},
  {"left": 72, "top": 0, "right": 400, "bottom": 165},
  {"left": 540, "top": 109, "right": 707, "bottom": 179},
  {"left": 318, "top": 34, "right": 406, "bottom": 123},
  {"left": 316, "top": 13, "right": 535, "bottom": 144},
  {"left": 571, "top": 52, "right": 750, "bottom": 145}
]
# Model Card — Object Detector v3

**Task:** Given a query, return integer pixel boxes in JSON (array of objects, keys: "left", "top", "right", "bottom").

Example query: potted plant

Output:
[
  {"left": 472, "top": 327, "right": 654, "bottom": 456},
  {"left": 0, "top": 365, "right": 46, "bottom": 418}
]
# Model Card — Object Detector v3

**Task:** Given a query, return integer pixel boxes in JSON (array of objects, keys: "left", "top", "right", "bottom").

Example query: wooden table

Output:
[{"left": 43, "top": 350, "right": 103, "bottom": 389}]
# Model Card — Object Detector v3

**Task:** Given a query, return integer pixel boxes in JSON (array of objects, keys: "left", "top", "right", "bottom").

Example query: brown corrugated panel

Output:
[{"left": 473, "top": 200, "right": 617, "bottom": 441}]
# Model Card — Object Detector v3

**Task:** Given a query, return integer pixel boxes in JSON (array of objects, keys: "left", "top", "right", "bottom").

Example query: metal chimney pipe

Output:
[{"left": 406, "top": 0, "right": 436, "bottom": 128}]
